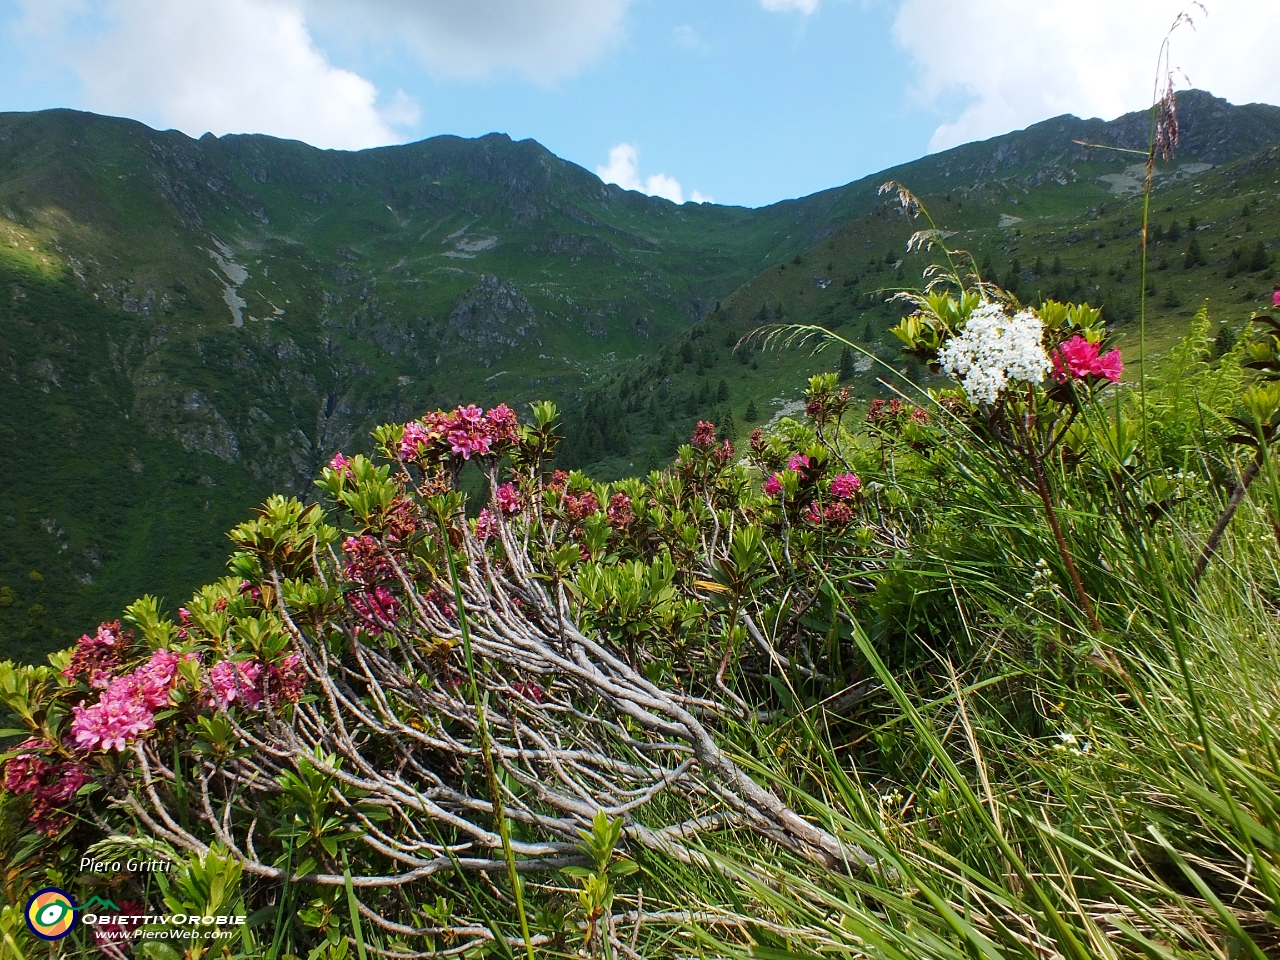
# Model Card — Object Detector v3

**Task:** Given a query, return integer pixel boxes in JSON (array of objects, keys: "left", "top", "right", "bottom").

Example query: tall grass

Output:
[{"left": 654, "top": 344, "right": 1280, "bottom": 958}]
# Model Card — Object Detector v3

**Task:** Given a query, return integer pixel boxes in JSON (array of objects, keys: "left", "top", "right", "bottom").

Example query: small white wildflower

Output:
[
  {"left": 1025, "top": 557, "right": 1059, "bottom": 602},
  {"left": 938, "top": 302, "right": 1050, "bottom": 404}
]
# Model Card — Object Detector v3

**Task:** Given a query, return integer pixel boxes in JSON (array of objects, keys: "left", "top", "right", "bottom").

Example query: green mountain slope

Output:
[
  {"left": 565, "top": 96, "right": 1280, "bottom": 478},
  {"left": 2, "top": 90, "right": 1279, "bottom": 658}
]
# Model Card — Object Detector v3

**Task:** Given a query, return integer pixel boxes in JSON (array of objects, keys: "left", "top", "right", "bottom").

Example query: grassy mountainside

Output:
[
  {"left": 569, "top": 100, "right": 1280, "bottom": 478},
  {"left": 2, "top": 90, "right": 1279, "bottom": 658}
]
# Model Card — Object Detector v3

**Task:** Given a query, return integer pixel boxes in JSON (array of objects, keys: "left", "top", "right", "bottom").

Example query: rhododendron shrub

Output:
[
  {"left": 3, "top": 599, "right": 304, "bottom": 825},
  {"left": 1, "top": 397, "right": 897, "bottom": 954}
]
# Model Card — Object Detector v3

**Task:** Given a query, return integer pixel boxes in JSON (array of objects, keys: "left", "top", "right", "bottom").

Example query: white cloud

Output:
[
  {"left": 597, "top": 142, "right": 712, "bottom": 205},
  {"left": 642, "top": 173, "right": 685, "bottom": 205},
  {"left": 893, "top": 0, "right": 1280, "bottom": 152},
  {"left": 19, "top": 0, "right": 412, "bottom": 149},
  {"left": 597, "top": 143, "right": 644, "bottom": 190},
  {"left": 760, "top": 0, "right": 820, "bottom": 14},
  {"left": 306, "top": 0, "right": 633, "bottom": 85}
]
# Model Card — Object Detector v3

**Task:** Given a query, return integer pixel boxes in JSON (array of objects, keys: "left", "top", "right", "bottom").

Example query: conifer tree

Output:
[
  {"left": 1004, "top": 258, "right": 1021, "bottom": 293},
  {"left": 1250, "top": 242, "right": 1269, "bottom": 272},
  {"left": 1185, "top": 236, "right": 1203, "bottom": 269},
  {"left": 718, "top": 407, "right": 736, "bottom": 441},
  {"left": 838, "top": 346, "right": 855, "bottom": 381},
  {"left": 745, "top": 398, "right": 758, "bottom": 422}
]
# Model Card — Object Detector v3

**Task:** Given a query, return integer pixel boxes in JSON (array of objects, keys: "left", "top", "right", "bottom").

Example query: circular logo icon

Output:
[{"left": 25, "top": 887, "right": 78, "bottom": 941}]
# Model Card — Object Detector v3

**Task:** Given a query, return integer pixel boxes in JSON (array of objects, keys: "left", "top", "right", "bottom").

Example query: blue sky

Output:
[{"left": 1, "top": 0, "right": 1276, "bottom": 208}]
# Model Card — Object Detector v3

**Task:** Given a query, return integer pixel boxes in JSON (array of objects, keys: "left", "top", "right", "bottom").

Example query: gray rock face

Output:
[
  {"left": 173, "top": 391, "right": 241, "bottom": 463},
  {"left": 447, "top": 274, "right": 538, "bottom": 348}
]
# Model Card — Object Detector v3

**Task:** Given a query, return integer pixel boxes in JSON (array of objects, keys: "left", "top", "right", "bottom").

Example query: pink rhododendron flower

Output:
[
  {"left": 1052, "top": 336, "right": 1124, "bottom": 384},
  {"left": 764, "top": 474, "right": 783, "bottom": 496},
  {"left": 397, "top": 402, "right": 526, "bottom": 468},
  {"left": 1, "top": 740, "right": 90, "bottom": 834},
  {"left": 1093, "top": 347, "right": 1123, "bottom": 382},
  {"left": 484, "top": 404, "right": 520, "bottom": 443},
  {"left": 823, "top": 501, "right": 854, "bottom": 526},
  {"left": 399, "top": 421, "right": 430, "bottom": 461},
  {"left": 1052, "top": 336, "right": 1100, "bottom": 381},
  {"left": 805, "top": 503, "right": 823, "bottom": 524},
  {"left": 1, "top": 740, "right": 51, "bottom": 794},
  {"left": 267, "top": 654, "right": 306, "bottom": 705},
  {"left": 343, "top": 535, "right": 393, "bottom": 585},
  {"left": 69, "top": 648, "right": 188, "bottom": 752},
  {"left": 448, "top": 426, "right": 492, "bottom": 459},
  {"left": 348, "top": 585, "right": 400, "bottom": 628},
  {"left": 830, "top": 473, "right": 861, "bottom": 499},
  {"left": 63, "top": 620, "right": 133, "bottom": 689},
  {"left": 328, "top": 452, "right": 352, "bottom": 476},
  {"left": 475, "top": 508, "right": 498, "bottom": 541},
  {"left": 130, "top": 650, "right": 183, "bottom": 709},
  {"left": 563, "top": 491, "right": 601, "bottom": 522},
  {"left": 208, "top": 660, "right": 265, "bottom": 710},
  {"left": 1273, "top": 289, "right": 1280, "bottom": 307},
  {"left": 691, "top": 421, "right": 718, "bottom": 450},
  {"left": 606, "top": 493, "right": 633, "bottom": 528},
  {"left": 72, "top": 689, "right": 156, "bottom": 752},
  {"left": 495, "top": 482, "right": 522, "bottom": 515},
  {"left": 787, "top": 453, "right": 810, "bottom": 472}
]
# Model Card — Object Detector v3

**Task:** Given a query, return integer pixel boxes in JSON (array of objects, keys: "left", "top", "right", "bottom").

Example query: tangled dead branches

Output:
[{"left": 114, "top": 483, "right": 879, "bottom": 944}]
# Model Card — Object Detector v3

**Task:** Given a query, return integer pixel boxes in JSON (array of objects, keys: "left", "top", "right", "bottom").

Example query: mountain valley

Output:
[{"left": 4, "top": 89, "right": 1280, "bottom": 657}]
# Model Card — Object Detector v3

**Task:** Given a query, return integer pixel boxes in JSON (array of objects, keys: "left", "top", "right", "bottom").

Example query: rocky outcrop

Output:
[
  {"left": 170, "top": 391, "right": 241, "bottom": 463},
  {"left": 447, "top": 274, "right": 538, "bottom": 349}
]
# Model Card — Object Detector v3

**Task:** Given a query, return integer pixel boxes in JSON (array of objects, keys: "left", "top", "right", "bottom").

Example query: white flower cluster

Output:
[
  {"left": 1053, "top": 731, "right": 1091, "bottom": 757},
  {"left": 938, "top": 302, "right": 1050, "bottom": 404},
  {"left": 1023, "top": 557, "right": 1059, "bottom": 603}
]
